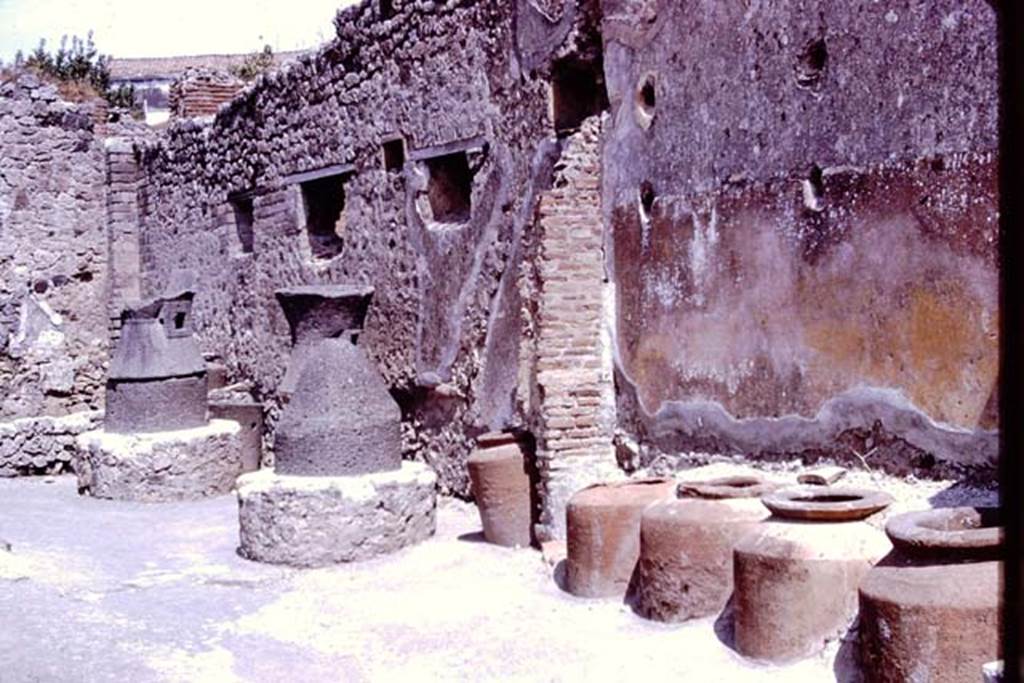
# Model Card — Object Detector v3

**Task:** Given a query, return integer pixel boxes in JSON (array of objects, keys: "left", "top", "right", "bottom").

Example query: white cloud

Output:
[{"left": 0, "top": 0, "right": 357, "bottom": 61}]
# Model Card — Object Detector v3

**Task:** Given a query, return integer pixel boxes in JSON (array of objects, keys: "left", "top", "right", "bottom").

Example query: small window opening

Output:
[
  {"left": 300, "top": 173, "right": 350, "bottom": 260},
  {"left": 174, "top": 312, "right": 186, "bottom": 329},
  {"left": 551, "top": 57, "right": 609, "bottom": 135},
  {"left": 229, "top": 193, "right": 255, "bottom": 254},
  {"left": 422, "top": 152, "right": 473, "bottom": 224},
  {"left": 382, "top": 138, "right": 406, "bottom": 172}
]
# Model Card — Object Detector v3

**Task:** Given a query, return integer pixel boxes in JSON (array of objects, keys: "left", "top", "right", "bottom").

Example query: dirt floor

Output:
[{"left": 0, "top": 465, "right": 997, "bottom": 682}]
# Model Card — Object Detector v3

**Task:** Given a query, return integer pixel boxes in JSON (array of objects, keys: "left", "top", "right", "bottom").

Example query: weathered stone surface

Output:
[
  {"left": 0, "top": 74, "right": 109, "bottom": 421},
  {"left": 605, "top": 0, "right": 1000, "bottom": 476},
  {"left": 733, "top": 520, "right": 892, "bottom": 662},
  {"left": 565, "top": 478, "right": 674, "bottom": 598},
  {"left": 0, "top": 411, "right": 101, "bottom": 476},
  {"left": 208, "top": 400, "right": 262, "bottom": 472},
  {"left": 74, "top": 419, "right": 244, "bottom": 501},
  {"left": 636, "top": 496, "right": 769, "bottom": 623},
  {"left": 467, "top": 432, "right": 533, "bottom": 547},
  {"left": 104, "top": 374, "right": 209, "bottom": 434},
  {"left": 236, "top": 461, "right": 438, "bottom": 567},
  {"left": 274, "top": 337, "right": 402, "bottom": 477}
]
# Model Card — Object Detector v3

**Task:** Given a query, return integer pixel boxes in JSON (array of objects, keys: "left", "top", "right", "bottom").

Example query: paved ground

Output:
[{"left": 0, "top": 468, "right": 994, "bottom": 682}]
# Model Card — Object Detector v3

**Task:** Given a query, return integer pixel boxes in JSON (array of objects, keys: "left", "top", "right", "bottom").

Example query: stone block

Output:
[
  {"left": 236, "top": 461, "right": 437, "bottom": 567},
  {"left": 74, "top": 419, "right": 244, "bottom": 502}
]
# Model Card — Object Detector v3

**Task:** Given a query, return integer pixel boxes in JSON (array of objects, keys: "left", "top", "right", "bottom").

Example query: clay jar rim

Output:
[
  {"left": 571, "top": 477, "right": 674, "bottom": 508},
  {"left": 677, "top": 475, "right": 778, "bottom": 500},
  {"left": 761, "top": 485, "right": 893, "bottom": 521},
  {"left": 885, "top": 506, "right": 1003, "bottom": 558}
]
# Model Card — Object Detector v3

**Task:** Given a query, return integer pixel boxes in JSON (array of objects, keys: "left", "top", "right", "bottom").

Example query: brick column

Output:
[
  {"left": 104, "top": 137, "right": 144, "bottom": 341},
  {"left": 533, "top": 116, "right": 619, "bottom": 541}
]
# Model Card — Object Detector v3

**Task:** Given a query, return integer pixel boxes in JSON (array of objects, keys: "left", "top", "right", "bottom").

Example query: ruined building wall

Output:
[
  {"left": 0, "top": 73, "right": 110, "bottom": 421},
  {"left": 168, "top": 69, "right": 245, "bottom": 120},
  {"left": 600, "top": 0, "right": 999, "bottom": 475},
  {"left": 128, "top": 0, "right": 606, "bottom": 496}
]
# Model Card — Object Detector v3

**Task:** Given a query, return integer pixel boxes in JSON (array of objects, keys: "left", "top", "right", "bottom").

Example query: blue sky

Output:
[{"left": 0, "top": 0, "right": 357, "bottom": 61}]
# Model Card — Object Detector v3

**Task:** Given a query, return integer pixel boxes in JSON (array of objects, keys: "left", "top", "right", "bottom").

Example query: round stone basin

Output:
[
  {"left": 761, "top": 485, "right": 893, "bottom": 522},
  {"left": 886, "top": 506, "right": 1003, "bottom": 560},
  {"left": 677, "top": 474, "right": 778, "bottom": 500}
]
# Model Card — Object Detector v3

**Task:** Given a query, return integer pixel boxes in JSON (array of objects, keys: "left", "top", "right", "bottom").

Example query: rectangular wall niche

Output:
[
  {"left": 382, "top": 138, "right": 406, "bottom": 172},
  {"left": 229, "top": 192, "right": 255, "bottom": 254},
  {"left": 300, "top": 173, "right": 350, "bottom": 260},
  {"left": 423, "top": 151, "right": 472, "bottom": 224}
]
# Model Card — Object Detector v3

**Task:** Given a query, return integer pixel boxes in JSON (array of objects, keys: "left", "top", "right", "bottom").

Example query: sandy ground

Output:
[{"left": 0, "top": 466, "right": 997, "bottom": 683}]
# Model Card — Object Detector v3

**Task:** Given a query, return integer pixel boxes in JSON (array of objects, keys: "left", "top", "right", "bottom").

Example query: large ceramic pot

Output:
[
  {"left": 732, "top": 485, "right": 893, "bottom": 662},
  {"left": 636, "top": 475, "right": 778, "bottom": 622},
  {"left": 467, "top": 432, "right": 533, "bottom": 547},
  {"left": 858, "top": 506, "right": 1002, "bottom": 683}
]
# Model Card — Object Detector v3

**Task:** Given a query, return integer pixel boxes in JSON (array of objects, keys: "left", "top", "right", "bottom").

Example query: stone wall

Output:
[
  {"left": 0, "top": 73, "right": 110, "bottom": 421},
  {"left": 126, "top": 0, "right": 606, "bottom": 495},
  {"left": 601, "top": 0, "right": 999, "bottom": 476}
]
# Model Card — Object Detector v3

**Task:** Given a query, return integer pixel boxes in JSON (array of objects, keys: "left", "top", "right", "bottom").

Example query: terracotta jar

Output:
[
  {"left": 565, "top": 478, "right": 675, "bottom": 598},
  {"left": 636, "top": 475, "right": 778, "bottom": 622},
  {"left": 858, "top": 506, "right": 1002, "bottom": 683},
  {"left": 273, "top": 285, "right": 401, "bottom": 477},
  {"left": 733, "top": 485, "right": 893, "bottom": 662},
  {"left": 467, "top": 432, "right": 533, "bottom": 547}
]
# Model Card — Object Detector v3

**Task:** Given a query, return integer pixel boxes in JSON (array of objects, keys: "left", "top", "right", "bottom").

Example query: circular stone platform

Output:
[
  {"left": 74, "top": 419, "right": 244, "bottom": 502},
  {"left": 236, "top": 461, "right": 438, "bottom": 567}
]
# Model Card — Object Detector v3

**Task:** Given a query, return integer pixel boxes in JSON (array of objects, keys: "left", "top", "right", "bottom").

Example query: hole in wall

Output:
[
  {"left": 639, "top": 180, "right": 656, "bottom": 219},
  {"left": 174, "top": 312, "right": 186, "bottom": 329},
  {"left": 802, "top": 164, "right": 825, "bottom": 212},
  {"left": 229, "top": 193, "right": 255, "bottom": 254},
  {"left": 420, "top": 152, "right": 473, "bottom": 224},
  {"left": 382, "top": 138, "right": 406, "bottom": 172},
  {"left": 551, "top": 56, "right": 610, "bottom": 135},
  {"left": 796, "top": 38, "right": 828, "bottom": 90},
  {"left": 300, "top": 172, "right": 350, "bottom": 260},
  {"left": 635, "top": 72, "right": 657, "bottom": 130}
]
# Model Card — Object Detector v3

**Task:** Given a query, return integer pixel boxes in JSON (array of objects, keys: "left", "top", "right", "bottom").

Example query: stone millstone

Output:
[
  {"left": 273, "top": 338, "right": 401, "bottom": 477},
  {"left": 236, "top": 462, "right": 438, "bottom": 567},
  {"left": 565, "top": 479, "right": 674, "bottom": 598},
  {"left": 74, "top": 419, "right": 244, "bottom": 502},
  {"left": 733, "top": 521, "right": 892, "bottom": 662},
  {"left": 467, "top": 433, "right": 533, "bottom": 547},
  {"left": 105, "top": 374, "right": 208, "bottom": 434},
  {"left": 636, "top": 497, "right": 769, "bottom": 623}
]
